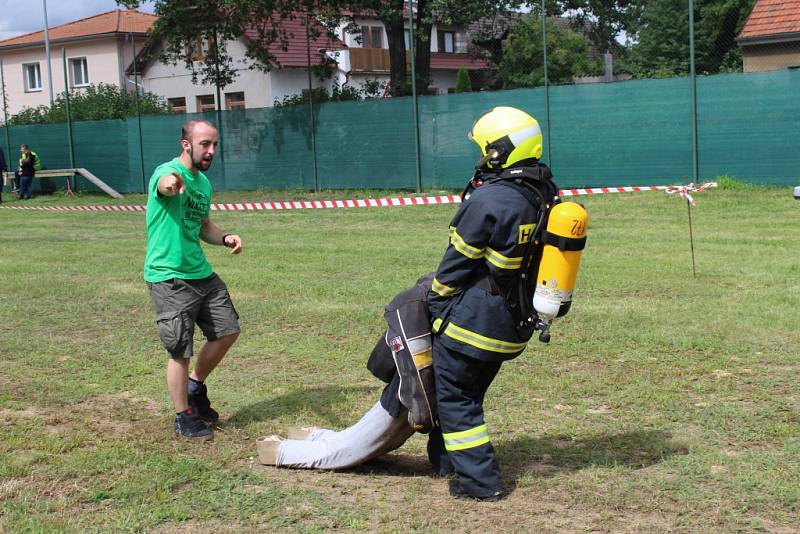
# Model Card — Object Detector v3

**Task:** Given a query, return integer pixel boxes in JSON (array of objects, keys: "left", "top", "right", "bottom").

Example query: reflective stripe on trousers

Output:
[{"left": 432, "top": 340, "right": 504, "bottom": 498}]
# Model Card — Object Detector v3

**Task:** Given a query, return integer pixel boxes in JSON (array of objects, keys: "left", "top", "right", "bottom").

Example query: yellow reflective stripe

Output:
[
  {"left": 412, "top": 349, "right": 432, "bottom": 369},
  {"left": 449, "top": 227, "right": 484, "bottom": 260},
  {"left": 432, "top": 277, "right": 458, "bottom": 297},
  {"left": 443, "top": 323, "right": 528, "bottom": 354},
  {"left": 432, "top": 318, "right": 443, "bottom": 333},
  {"left": 483, "top": 247, "right": 522, "bottom": 270},
  {"left": 443, "top": 424, "right": 490, "bottom": 451}
]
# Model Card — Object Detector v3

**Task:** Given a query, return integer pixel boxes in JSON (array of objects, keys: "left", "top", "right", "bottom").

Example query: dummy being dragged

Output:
[{"left": 257, "top": 274, "right": 449, "bottom": 472}]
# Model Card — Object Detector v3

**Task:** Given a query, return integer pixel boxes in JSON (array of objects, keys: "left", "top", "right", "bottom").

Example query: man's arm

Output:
[
  {"left": 427, "top": 198, "right": 492, "bottom": 319},
  {"left": 156, "top": 172, "right": 185, "bottom": 196},
  {"left": 200, "top": 217, "right": 243, "bottom": 254}
]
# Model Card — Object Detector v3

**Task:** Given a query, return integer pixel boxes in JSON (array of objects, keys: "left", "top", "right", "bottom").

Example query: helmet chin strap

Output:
[
  {"left": 461, "top": 149, "right": 501, "bottom": 200},
  {"left": 476, "top": 149, "right": 500, "bottom": 170}
]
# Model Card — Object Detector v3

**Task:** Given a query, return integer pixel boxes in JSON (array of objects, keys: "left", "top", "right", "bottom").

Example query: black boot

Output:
[
  {"left": 174, "top": 407, "right": 213, "bottom": 440},
  {"left": 448, "top": 478, "right": 505, "bottom": 502},
  {"left": 188, "top": 378, "right": 219, "bottom": 422}
]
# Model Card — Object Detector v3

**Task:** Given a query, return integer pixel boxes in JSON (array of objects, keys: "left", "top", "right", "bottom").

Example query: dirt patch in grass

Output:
[
  {"left": 150, "top": 520, "right": 245, "bottom": 533},
  {"left": 4, "top": 391, "right": 162, "bottom": 442},
  {"left": 245, "top": 455, "right": 677, "bottom": 532}
]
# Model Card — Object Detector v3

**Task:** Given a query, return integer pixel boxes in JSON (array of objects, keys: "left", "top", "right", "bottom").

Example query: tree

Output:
[
  {"left": 554, "top": 0, "right": 644, "bottom": 53},
  {"left": 8, "top": 83, "right": 170, "bottom": 125},
  {"left": 498, "top": 14, "right": 602, "bottom": 88},
  {"left": 626, "top": 0, "right": 756, "bottom": 78},
  {"left": 695, "top": 0, "right": 755, "bottom": 73},
  {"left": 625, "top": 0, "right": 689, "bottom": 77},
  {"left": 455, "top": 66, "right": 473, "bottom": 92}
]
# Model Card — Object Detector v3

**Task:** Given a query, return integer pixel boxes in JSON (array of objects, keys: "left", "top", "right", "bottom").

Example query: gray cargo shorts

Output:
[{"left": 147, "top": 273, "right": 240, "bottom": 358}]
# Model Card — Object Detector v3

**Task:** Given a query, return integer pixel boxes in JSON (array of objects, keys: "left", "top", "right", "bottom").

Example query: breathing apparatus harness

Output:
[{"left": 461, "top": 153, "right": 560, "bottom": 343}]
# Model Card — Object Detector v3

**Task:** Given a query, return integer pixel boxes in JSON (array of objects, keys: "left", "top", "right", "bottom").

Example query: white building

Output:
[
  {"left": 0, "top": 8, "right": 156, "bottom": 118},
  {"left": 135, "top": 11, "right": 492, "bottom": 113}
]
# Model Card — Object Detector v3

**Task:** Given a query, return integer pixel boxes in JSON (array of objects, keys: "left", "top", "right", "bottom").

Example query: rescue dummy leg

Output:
[
  {"left": 256, "top": 435, "right": 283, "bottom": 465},
  {"left": 287, "top": 426, "right": 317, "bottom": 440},
  {"left": 257, "top": 402, "right": 414, "bottom": 469}
]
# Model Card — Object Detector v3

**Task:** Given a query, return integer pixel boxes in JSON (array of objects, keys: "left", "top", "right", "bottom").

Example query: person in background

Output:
[
  {"left": 17, "top": 145, "right": 37, "bottom": 200},
  {"left": 144, "top": 119, "right": 243, "bottom": 440},
  {"left": 0, "top": 146, "right": 6, "bottom": 203}
]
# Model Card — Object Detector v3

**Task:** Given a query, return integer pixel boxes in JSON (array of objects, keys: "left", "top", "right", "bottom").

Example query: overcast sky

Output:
[{"left": 0, "top": 0, "right": 155, "bottom": 41}]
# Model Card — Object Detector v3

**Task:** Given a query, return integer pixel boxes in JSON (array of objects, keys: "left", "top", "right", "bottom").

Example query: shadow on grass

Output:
[
  {"left": 500, "top": 429, "right": 686, "bottom": 476},
  {"left": 228, "top": 385, "right": 376, "bottom": 428},
  {"left": 350, "top": 429, "right": 687, "bottom": 486}
]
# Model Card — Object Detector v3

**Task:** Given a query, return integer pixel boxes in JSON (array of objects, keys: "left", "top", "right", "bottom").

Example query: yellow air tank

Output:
[{"left": 532, "top": 201, "right": 588, "bottom": 326}]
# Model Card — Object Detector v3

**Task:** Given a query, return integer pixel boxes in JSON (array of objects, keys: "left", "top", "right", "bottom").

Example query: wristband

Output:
[{"left": 221, "top": 234, "right": 231, "bottom": 247}]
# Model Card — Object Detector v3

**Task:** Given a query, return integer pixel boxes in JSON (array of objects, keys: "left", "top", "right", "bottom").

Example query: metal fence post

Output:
[
  {"left": 541, "top": 0, "right": 552, "bottom": 165},
  {"left": 62, "top": 48, "right": 76, "bottom": 191},
  {"left": 688, "top": 0, "right": 699, "bottom": 184},
  {"left": 306, "top": 11, "right": 319, "bottom": 192},
  {"left": 0, "top": 58, "right": 12, "bottom": 170},
  {"left": 407, "top": 0, "right": 422, "bottom": 192},
  {"left": 130, "top": 34, "right": 146, "bottom": 193}
]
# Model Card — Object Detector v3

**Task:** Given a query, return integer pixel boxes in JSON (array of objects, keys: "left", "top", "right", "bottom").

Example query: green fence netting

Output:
[{"left": 1, "top": 69, "right": 797, "bottom": 195}]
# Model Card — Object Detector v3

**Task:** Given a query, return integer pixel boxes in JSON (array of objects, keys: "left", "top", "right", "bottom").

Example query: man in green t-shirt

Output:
[{"left": 144, "top": 119, "right": 243, "bottom": 440}]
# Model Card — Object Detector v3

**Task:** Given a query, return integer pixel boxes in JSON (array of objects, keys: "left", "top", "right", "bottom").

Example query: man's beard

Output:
[{"left": 189, "top": 145, "right": 213, "bottom": 170}]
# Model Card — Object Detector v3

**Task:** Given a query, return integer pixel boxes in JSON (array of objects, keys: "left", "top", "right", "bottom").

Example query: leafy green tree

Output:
[
  {"left": 8, "top": 83, "right": 170, "bottom": 125},
  {"left": 695, "top": 0, "right": 755, "bottom": 73},
  {"left": 498, "top": 14, "right": 602, "bottom": 88},
  {"left": 555, "top": 0, "right": 644, "bottom": 53},
  {"left": 273, "top": 79, "right": 387, "bottom": 106},
  {"left": 455, "top": 66, "right": 473, "bottom": 92},
  {"left": 625, "top": 0, "right": 688, "bottom": 77},
  {"left": 626, "top": 0, "right": 756, "bottom": 78}
]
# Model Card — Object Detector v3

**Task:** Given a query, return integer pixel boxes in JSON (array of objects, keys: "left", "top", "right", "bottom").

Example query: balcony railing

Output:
[{"left": 349, "top": 48, "right": 411, "bottom": 72}]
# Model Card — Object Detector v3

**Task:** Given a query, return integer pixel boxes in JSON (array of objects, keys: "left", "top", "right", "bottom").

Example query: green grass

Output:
[{"left": 1, "top": 183, "right": 799, "bottom": 532}]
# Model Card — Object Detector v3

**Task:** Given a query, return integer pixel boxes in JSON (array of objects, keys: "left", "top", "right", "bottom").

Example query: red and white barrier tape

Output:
[
  {"left": 663, "top": 182, "right": 718, "bottom": 206},
  {"left": 0, "top": 183, "right": 716, "bottom": 212}
]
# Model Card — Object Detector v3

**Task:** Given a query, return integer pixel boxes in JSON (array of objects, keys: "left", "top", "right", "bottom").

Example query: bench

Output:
[{"left": 3, "top": 168, "right": 122, "bottom": 198}]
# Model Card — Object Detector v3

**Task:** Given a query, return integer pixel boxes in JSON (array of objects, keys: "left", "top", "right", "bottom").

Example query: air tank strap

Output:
[{"left": 543, "top": 231, "right": 586, "bottom": 251}]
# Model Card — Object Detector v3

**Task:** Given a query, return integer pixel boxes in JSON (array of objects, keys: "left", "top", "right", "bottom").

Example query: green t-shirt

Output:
[{"left": 143, "top": 158, "right": 214, "bottom": 282}]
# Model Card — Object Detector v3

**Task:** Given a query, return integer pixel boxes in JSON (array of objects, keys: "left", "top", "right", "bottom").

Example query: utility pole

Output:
[
  {"left": 43, "top": 0, "right": 54, "bottom": 104},
  {"left": 407, "top": 0, "right": 422, "bottom": 192}
]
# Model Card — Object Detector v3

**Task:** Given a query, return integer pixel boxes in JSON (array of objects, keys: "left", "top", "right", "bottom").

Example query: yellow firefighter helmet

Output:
[{"left": 468, "top": 106, "right": 543, "bottom": 170}]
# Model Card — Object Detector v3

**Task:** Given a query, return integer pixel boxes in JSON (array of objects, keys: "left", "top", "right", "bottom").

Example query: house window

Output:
[
  {"left": 196, "top": 94, "right": 216, "bottom": 112},
  {"left": 23, "top": 63, "right": 42, "bottom": 92},
  {"left": 68, "top": 57, "right": 89, "bottom": 87},
  {"left": 225, "top": 91, "right": 245, "bottom": 110},
  {"left": 191, "top": 36, "right": 213, "bottom": 61},
  {"left": 360, "top": 26, "right": 383, "bottom": 48},
  {"left": 437, "top": 31, "right": 454, "bottom": 53},
  {"left": 168, "top": 97, "right": 187, "bottom": 113},
  {"left": 404, "top": 30, "right": 409, "bottom": 49}
]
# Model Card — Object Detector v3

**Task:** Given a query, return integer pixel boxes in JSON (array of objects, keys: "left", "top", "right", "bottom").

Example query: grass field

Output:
[{"left": 1, "top": 183, "right": 799, "bottom": 532}]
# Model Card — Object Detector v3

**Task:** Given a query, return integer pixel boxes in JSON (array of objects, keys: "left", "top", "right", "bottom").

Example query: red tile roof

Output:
[
  {"left": 738, "top": 0, "right": 800, "bottom": 42},
  {"left": 243, "top": 17, "right": 347, "bottom": 68},
  {"left": 0, "top": 9, "right": 156, "bottom": 49}
]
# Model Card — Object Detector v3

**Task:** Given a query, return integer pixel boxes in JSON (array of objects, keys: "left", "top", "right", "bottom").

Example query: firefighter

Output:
[{"left": 427, "top": 106, "right": 559, "bottom": 501}]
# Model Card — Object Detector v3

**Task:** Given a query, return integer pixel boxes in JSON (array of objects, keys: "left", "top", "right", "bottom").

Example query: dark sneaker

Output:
[
  {"left": 174, "top": 408, "right": 213, "bottom": 440},
  {"left": 448, "top": 478, "right": 505, "bottom": 502},
  {"left": 188, "top": 379, "right": 219, "bottom": 422}
]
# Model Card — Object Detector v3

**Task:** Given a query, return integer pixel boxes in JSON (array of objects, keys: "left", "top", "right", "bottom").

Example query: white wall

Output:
[
  {"left": 429, "top": 70, "right": 457, "bottom": 95},
  {"left": 269, "top": 69, "right": 337, "bottom": 104},
  {"left": 140, "top": 38, "right": 271, "bottom": 111}
]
